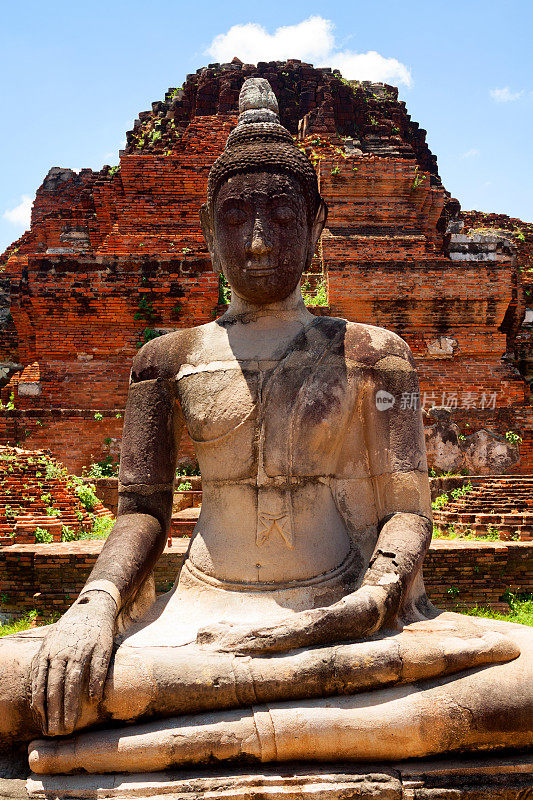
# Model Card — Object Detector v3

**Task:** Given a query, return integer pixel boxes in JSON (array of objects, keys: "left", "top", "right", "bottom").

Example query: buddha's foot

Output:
[
  {"left": 101, "top": 614, "right": 516, "bottom": 723},
  {"left": 29, "top": 619, "right": 527, "bottom": 775}
]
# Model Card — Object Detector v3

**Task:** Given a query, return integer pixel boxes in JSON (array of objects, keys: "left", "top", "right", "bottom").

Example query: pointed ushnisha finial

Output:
[
  {"left": 237, "top": 78, "right": 280, "bottom": 125},
  {"left": 206, "top": 76, "right": 321, "bottom": 216}
]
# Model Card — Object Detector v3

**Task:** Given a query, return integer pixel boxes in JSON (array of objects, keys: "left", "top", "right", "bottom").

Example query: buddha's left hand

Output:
[{"left": 197, "top": 578, "right": 400, "bottom": 654}]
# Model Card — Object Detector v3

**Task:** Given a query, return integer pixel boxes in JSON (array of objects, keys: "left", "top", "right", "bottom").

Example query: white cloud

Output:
[
  {"left": 208, "top": 18, "right": 334, "bottom": 64},
  {"left": 490, "top": 87, "right": 524, "bottom": 103},
  {"left": 460, "top": 148, "right": 480, "bottom": 159},
  {"left": 3, "top": 195, "right": 32, "bottom": 227},
  {"left": 331, "top": 51, "right": 411, "bottom": 87},
  {"left": 206, "top": 16, "right": 412, "bottom": 87}
]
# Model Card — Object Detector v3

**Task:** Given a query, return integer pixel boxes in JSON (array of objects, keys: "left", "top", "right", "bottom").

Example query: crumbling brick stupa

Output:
[{"left": 0, "top": 58, "right": 531, "bottom": 474}]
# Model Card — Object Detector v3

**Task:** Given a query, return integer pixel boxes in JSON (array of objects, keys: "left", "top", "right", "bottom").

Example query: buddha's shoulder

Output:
[
  {"left": 131, "top": 322, "right": 222, "bottom": 382},
  {"left": 314, "top": 317, "right": 415, "bottom": 369}
]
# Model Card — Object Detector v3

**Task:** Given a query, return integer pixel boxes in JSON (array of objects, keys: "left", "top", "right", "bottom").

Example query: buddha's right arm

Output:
[
  {"left": 30, "top": 371, "right": 183, "bottom": 737},
  {"left": 86, "top": 374, "right": 182, "bottom": 610}
]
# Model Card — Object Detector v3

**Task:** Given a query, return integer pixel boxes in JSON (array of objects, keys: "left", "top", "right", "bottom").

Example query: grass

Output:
[
  {"left": 432, "top": 524, "right": 509, "bottom": 542},
  {"left": 460, "top": 597, "right": 533, "bottom": 627},
  {"left": 0, "top": 610, "right": 38, "bottom": 637},
  {"left": 0, "top": 609, "right": 57, "bottom": 638},
  {"left": 78, "top": 514, "right": 114, "bottom": 540}
]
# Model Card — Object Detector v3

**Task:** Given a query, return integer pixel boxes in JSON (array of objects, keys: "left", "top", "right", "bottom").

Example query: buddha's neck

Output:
[{"left": 225, "top": 284, "right": 314, "bottom": 327}]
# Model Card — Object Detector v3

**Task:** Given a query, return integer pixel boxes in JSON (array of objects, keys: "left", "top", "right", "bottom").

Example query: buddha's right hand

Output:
[{"left": 30, "top": 591, "right": 116, "bottom": 736}]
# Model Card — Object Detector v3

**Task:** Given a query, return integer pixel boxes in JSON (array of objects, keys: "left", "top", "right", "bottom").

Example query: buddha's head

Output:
[{"left": 200, "top": 78, "right": 327, "bottom": 305}]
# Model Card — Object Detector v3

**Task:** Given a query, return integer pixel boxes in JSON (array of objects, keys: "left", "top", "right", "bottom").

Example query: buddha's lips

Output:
[{"left": 244, "top": 265, "right": 276, "bottom": 276}]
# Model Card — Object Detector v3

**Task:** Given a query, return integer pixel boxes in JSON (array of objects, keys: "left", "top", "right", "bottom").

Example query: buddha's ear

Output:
[
  {"left": 310, "top": 198, "right": 328, "bottom": 253},
  {"left": 199, "top": 203, "right": 221, "bottom": 274}
]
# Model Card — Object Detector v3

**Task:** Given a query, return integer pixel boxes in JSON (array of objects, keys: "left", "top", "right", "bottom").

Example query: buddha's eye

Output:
[
  {"left": 272, "top": 205, "right": 296, "bottom": 225},
  {"left": 223, "top": 206, "right": 247, "bottom": 225}
]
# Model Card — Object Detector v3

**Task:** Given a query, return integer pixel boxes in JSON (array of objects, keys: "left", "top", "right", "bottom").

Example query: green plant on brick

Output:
[
  {"left": 431, "top": 492, "right": 449, "bottom": 510},
  {"left": 61, "top": 525, "right": 77, "bottom": 542},
  {"left": 83, "top": 455, "right": 119, "bottom": 479},
  {"left": 34, "top": 527, "right": 53, "bottom": 544},
  {"left": 0, "top": 392, "right": 15, "bottom": 411},
  {"left": 485, "top": 525, "right": 500, "bottom": 541},
  {"left": 411, "top": 166, "right": 426, "bottom": 189},
  {"left": 450, "top": 482, "right": 473, "bottom": 500},
  {"left": 79, "top": 515, "right": 114, "bottom": 540},
  {"left": 171, "top": 302, "right": 182, "bottom": 320},
  {"left": 505, "top": 430, "right": 522, "bottom": 445},
  {"left": 218, "top": 274, "right": 231, "bottom": 305},
  {"left": 301, "top": 276, "right": 328, "bottom": 307},
  {"left": 138, "top": 328, "right": 163, "bottom": 347},
  {"left": 45, "top": 506, "right": 61, "bottom": 518},
  {"left": 134, "top": 295, "right": 157, "bottom": 323},
  {"left": 74, "top": 482, "right": 98, "bottom": 512}
]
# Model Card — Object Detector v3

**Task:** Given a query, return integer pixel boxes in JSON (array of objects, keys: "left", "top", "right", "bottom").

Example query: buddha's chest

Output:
[{"left": 175, "top": 352, "right": 357, "bottom": 477}]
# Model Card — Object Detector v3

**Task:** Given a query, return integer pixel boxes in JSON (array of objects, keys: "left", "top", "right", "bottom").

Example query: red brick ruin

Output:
[{"left": 1, "top": 59, "right": 532, "bottom": 474}]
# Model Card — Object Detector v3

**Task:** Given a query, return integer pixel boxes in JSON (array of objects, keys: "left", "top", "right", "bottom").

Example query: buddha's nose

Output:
[{"left": 248, "top": 217, "right": 272, "bottom": 256}]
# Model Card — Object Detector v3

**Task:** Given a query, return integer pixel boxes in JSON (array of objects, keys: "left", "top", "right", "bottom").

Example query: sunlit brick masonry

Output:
[
  {"left": 1, "top": 536, "right": 532, "bottom": 620},
  {"left": 0, "top": 58, "right": 531, "bottom": 475}
]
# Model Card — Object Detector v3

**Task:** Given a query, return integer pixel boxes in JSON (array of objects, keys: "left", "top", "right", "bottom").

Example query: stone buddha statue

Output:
[{"left": 0, "top": 79, "right": 531, "bottom": 778}]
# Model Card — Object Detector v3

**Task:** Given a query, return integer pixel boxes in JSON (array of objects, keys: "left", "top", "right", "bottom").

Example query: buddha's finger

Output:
[
  {"left": 30, "top": 650, "right": 51, "bottom": 732},
  {"left": 88, "top": 643, "right": 112, "bottom": 701},
  {"left": 45, "top": 657, "right": 68, "bottom": 736},
  {"left": 62, "top": 656, "right": 90, "bottom": 735}
]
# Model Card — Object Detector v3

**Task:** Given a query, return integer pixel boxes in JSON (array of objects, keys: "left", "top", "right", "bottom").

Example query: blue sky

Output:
[{"left": 1, "top": 0, "right": 532, "bottom": 252}]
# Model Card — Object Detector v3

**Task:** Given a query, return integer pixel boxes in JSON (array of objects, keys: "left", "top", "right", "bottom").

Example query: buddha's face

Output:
[{"left": 202, "top": 171, "right": 321, "bottom": 305}]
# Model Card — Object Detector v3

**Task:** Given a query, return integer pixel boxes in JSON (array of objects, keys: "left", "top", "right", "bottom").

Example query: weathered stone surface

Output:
[
  {"left": 24, "top": 754, "right": 533, "bottom": 800},
  {"left": 424, "top": 407, "right": 521, "bottom": 474},
  {"left": 424, "top": 407, "right": 465, "bottom": 473},
  {"left": 463, "top": 428, "right": 520, "bottom": 474},
  {"left": 1, "top": 77, "right": 532, "bottom": 781}
]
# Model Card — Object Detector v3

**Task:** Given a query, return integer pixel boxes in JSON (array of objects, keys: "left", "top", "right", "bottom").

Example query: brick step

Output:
[
  {"left": 169, "top": 520, "right": 196, "bottom": 537},
  {"left": 453, "top": 504, "right": 507, "bottom": 509},
  {"left": 462, "top": 495, "right": 533, "bottom": 502},
  {"left": 169, "top": 505, "right": 200, "bottom": 538},
  {"left": 467, "top": 492, "right": 533, "bottom": 497},
  {"left": 442, "top": 500, "right": 533, "bottom": 510}
]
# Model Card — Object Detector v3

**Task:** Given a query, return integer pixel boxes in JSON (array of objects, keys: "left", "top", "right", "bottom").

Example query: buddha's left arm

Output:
[{"left": 357, "top": 346, "right": 433, "bottom": 626}]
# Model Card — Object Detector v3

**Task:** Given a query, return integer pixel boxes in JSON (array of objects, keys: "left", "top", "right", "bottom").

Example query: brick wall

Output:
[
  {"left": 425, "top": 540, "right": 533, "bottom": 611},
  {"left": 0, "top": 540, "right": 184, "bottom": 617},
  {"left": 0, "top": 59, "right": 531, "bottom": 474},
  {"left": 0, "top": 539, "right": 531, "bottom": 619}
]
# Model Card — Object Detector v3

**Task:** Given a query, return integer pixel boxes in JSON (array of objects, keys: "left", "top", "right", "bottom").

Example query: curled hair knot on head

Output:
[{"left": 206, "top": 78, "right": 323, "bottom": 221}]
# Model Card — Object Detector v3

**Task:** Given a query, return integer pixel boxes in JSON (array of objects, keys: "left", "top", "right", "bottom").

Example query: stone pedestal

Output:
[{"left": 26, "top": 754, "right": 533, "bottom": 800}]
